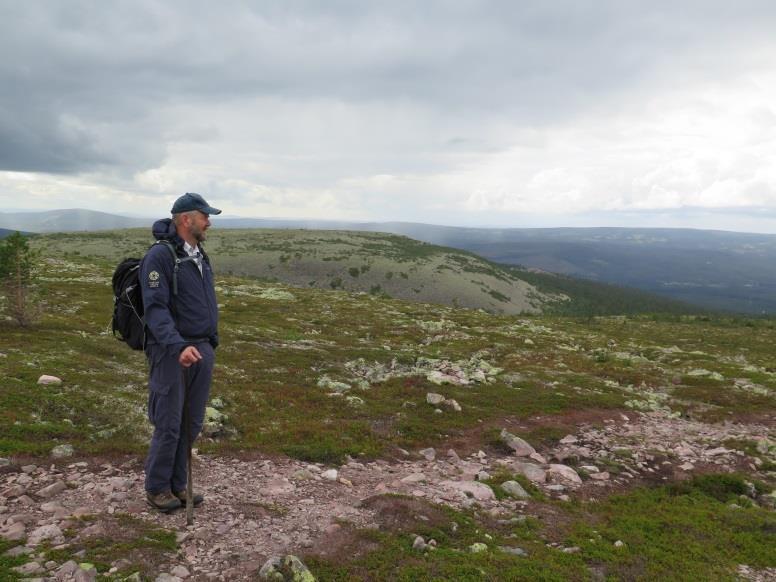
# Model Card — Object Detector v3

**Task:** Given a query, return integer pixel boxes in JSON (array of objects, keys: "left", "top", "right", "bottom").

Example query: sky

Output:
[{"left": 2, "top": 1, "right": 776, "bottom": 232}]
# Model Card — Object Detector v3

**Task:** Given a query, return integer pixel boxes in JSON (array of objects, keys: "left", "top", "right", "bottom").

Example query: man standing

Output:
[{"left": 140, "top": 193, "right": 221, "bottom": 512}]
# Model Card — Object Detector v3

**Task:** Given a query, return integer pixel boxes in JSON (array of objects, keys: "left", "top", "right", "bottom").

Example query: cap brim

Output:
[{"left": 202, "top": 205, "right": 222, "bottom": 215}]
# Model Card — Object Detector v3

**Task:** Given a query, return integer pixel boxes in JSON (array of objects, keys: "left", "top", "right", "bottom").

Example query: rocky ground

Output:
[{"left": 2, "top": 409, "right": 774, "bottom": 581}]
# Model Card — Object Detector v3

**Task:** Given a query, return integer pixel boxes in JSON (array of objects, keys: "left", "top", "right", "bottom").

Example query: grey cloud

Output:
[{"left": 2, "top": 1, "right": 776, "bottom": 175}]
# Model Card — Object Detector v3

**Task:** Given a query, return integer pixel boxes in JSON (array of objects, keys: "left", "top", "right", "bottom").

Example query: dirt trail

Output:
[{"left": 1, "top": 410, "right": 773, "bottom": 580}]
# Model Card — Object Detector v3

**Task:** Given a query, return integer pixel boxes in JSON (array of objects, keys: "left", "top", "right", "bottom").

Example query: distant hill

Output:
[
  {"left": 0, "top": 209, "right": 148, "bottom": 232},
  {"left": 36, "top": 229, "right": 555, "bottom": 315},
  {"left": 7, "top": 208, "right": 769, "bottom": 313},
  {"left": 34, "top": 228, "right": 702, "bottom": 317}
]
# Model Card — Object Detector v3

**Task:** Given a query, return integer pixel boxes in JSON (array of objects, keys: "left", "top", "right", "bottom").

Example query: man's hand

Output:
[{"left": 179, "top": 345, "right": 203, "bottom": 368}]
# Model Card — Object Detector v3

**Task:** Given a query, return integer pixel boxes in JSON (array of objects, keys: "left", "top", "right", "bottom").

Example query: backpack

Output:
[{"left": 111, "top": 240, "right": 200, "bottom": 350}]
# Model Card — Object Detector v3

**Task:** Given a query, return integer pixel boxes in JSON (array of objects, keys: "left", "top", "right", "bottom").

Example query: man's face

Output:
[{"left": 188, "top": 211, "right": 211, "bottom": 242}]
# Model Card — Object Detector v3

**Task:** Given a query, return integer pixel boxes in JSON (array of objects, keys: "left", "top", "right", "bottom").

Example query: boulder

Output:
[
  {"left": 500, "top": 481, "right": 530, "bottom": 499},
  {"left": 412, "top": 536, "right": 427, "bottom": 551},
  {"left": 500, "top": 430, "right": 535, "bottom": 456},
  {"left": 27, "top": 524, "right": 63, "bottom": 546},
  {"left": 0, "top": 522, "right": 26, "bottom": 541},
  {"left": 426, "top": 393, "right": 445, "bottom": 405},
  {"left": 36, "top": 480, "right": 66, "bottom": 499},
  {"left": 512, "top": 461, "right": 546, "bottom": 483},
  {"left": 547, "top": 464, "right": 582, "bottom": 485},
  {"left": 37, "top": 375, "right": 62, "bottom": 385}
]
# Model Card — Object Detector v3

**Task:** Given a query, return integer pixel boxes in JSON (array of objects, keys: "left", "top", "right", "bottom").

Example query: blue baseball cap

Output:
[{"left": 171, "top": 192, "right": 222, "bottom": 215}]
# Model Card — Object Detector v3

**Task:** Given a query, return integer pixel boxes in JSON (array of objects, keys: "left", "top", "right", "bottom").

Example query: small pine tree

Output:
[{"left": 0, "top": 232, "right": 41, "bottom": 326}]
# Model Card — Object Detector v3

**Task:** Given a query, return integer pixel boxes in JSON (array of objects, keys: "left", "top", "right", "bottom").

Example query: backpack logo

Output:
[{"left": 148, "top": 270, "right": 160, "bottom": 288}]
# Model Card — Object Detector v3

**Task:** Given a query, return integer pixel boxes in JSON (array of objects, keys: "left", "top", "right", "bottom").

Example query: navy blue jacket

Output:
[{"left": 140, "top": 218, "right": 219, "bottom": 356}]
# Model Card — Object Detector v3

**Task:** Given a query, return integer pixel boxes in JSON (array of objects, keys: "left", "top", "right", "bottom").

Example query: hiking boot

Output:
[
  {"left": 146, "top": 490, "right": 182, "bottom": 513},
  {"left": 174, "top": 490, "right": 204, "bottom": 507}
]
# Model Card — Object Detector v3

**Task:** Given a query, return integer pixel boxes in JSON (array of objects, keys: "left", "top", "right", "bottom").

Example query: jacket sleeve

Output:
[{"left": 140, "top": 246, "right": 186, "bottom": 356}]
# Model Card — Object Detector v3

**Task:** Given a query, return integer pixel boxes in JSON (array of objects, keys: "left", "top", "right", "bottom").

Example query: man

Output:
[{"left": 140, "top": 192, "right": 221, "bottom": 512}]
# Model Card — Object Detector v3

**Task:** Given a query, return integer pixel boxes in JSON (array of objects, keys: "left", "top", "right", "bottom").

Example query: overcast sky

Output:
[{"left": 1, "top": 1, "right": 776, "bottom": 231}]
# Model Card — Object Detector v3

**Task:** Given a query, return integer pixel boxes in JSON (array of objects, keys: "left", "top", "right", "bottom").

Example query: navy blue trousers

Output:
[{"left": 144, "top": 342, "right": 214, "bottom": 494}]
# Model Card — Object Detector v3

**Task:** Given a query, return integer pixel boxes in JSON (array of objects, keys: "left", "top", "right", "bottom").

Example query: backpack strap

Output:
[{"left": 155, "top": 240, "right": 199, "bottom": 296}]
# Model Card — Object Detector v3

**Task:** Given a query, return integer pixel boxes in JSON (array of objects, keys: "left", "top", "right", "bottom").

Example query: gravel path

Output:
[{"left": 2, "top": 410, "right": 773, "bottom": 580}]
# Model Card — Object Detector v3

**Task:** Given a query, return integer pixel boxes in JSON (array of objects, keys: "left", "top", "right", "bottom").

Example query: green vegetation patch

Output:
[
  {"left": 0, "top": 540, "right": 29, "bottom": 580},
  {"left": 45, "top": 514, "right": 177, "bottom": 577},
  {"left": 307, "top": 475, "right": 775, "bottom": 581}
]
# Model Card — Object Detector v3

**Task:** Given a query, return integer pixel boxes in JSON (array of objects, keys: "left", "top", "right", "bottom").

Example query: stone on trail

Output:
[
  {"left": 322, "top": 469, "right": 338, "bottom": 481},
  {"left": 0, "top": 521, "right": 26, "bottom": 541},
  {"left": 400, "top": 473, "right": 427, "bottom": 484},
  {"left": 291, "top": 469, "right": 315, "bottom": 481},
  {"left": 499, "top": 429, "right": 536, "bottom": 456},
  {"left": 419, "top": 448, "right": 436, "bottom": 461},
  {"left": 0, "top": 458, "right": 9, "bottom": 467},
  {"left": 2, "top": 484, "right": 26, "bottom": 498},
  {"left": 469, "top": 543, "right": 488, "bottom": 553},
  {"left": 264, "top": 477, "right": 296, "bottom": 495},
  {"left": 51, "top": 444, "right": 74, "bottom": 458},
  {"left": 41, "top": 501, "right": 65, "bottom": 513},
  {"left": 27, "top": 524, "right": 64, "bottom": 546},
  {"left": 589, "top": 472, "right": 610, "bottom": 481},
  {"left": 171, "top": 565, "right": 191, "bottom": 578},
  {"left": 441, "top": 480, "right": 496, "bottom": 501},
  {"left": 444, "top": 398, "right": 462, "bottom": 412},
  {"left": 559, "top": 435, "right": 578, "bottom": 444},
  {"left": 154, "top": 574, "right": 182, "bottom": 582},
  {"left": 500, "top": 480, "right": 530, "bottom": 499},
  {"left": 36, "top": 480, "right": 66, "bottom": 498},
  {"left": 37, "top": 374, "right": 62, "bottom": 385},
  {"left": 426, "top": 393, "right": 445, "bottom": 405}
]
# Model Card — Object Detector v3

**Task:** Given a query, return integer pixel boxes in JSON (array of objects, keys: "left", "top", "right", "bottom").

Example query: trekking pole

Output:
[{"left": 183, "top": 367, "right": 194, "bottom": 526}]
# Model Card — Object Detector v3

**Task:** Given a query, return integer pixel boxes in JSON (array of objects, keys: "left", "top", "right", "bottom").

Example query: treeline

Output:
[{"left": 511, "top": 267, "right": 712, "bottom": 317}]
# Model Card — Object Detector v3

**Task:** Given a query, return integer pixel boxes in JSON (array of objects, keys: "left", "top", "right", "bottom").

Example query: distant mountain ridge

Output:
[{"left": 5, "top": 208, "right": 776, "bottom": 313}]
